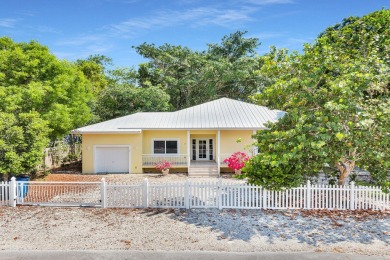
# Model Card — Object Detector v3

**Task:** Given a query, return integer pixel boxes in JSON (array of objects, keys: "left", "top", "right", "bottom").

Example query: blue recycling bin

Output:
[{"left": 15, "top": 176, "right": 30, "bottom": 198}]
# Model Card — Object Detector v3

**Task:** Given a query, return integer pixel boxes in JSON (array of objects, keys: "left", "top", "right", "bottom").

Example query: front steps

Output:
[
  {"left": 188, "top": 161, "right": 219, "bottom": 177},
  {"left": 188, "top": 167, "right": 219, "bottom": 177}
]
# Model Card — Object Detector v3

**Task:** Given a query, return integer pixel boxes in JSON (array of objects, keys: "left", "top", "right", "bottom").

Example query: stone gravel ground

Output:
[
  {"left": 0, "top": 206, "right": 389, "bottom": 256},
  {"left": 0, "top": 173, "right": 389, "bottom": 256}
]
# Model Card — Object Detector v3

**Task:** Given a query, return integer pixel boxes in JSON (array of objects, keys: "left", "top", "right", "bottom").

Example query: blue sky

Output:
[{"left": 0, "top": 0, "right": 388, "bottom": 68}]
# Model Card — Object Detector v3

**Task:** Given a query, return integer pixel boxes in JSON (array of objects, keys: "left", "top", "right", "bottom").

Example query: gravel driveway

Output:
[{"left": 0, "top": 174, "right": 389, "bottom": 256}]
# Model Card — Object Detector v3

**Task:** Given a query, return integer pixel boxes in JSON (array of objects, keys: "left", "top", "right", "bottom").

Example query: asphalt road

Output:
[{"left": 0, "top": 250, "right": 389, "bottom": 260}]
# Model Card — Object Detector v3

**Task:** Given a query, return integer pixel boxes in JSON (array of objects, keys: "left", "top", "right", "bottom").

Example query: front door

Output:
[
  {"left": 197, "top": 139, "right": 208, "bottom": 160},
  {"left": 192, "top": 139, "right": 214, "bottom": 161}
]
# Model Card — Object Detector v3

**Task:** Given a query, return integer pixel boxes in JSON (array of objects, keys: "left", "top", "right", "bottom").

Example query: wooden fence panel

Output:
[{"left": 105, "top": 183, "right": 144, "bottom": 208}]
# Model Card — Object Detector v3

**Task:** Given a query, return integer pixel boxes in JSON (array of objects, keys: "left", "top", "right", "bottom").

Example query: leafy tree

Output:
[
  {"left": 134, "top": 31, "right": 261, "bottom": 110},
  {"left": 207, "top": 31, "right": 259, "bottom": 62},
  {"left": 108, "top": 67, "right": 138, "bottom": 86},
  {"left": 93, "top": 68, "right": 170, "bottom": 121},
  {"left": 0, "top": 111, "right": 49, "bottom": 176},
  {"left": 202, "top": 31, "right": 262, "bottom": 101},
  {"left": 76, "top": 54, "right": 111, "bottom": 95},
  {"left": 246, "top": 10, "right": 390, "bottom": 189},
  {"left": 0, "top": 37, "right": 94, "bottom": 140},
  {"left": 134, "top": 43, "right": 204, "bottom": 109},
  {"left": 95, "top": 85, "right": 170, "bottom": 121},
  {"left": 0, "top": 38, "right": 97, "bottom": 176}
]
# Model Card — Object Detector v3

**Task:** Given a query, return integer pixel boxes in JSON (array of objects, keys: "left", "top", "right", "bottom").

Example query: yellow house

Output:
[{"left": 73, "top": 98, "right": 285, "bottom": 176}]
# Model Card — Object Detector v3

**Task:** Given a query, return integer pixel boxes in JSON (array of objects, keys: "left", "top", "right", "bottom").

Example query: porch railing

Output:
[
  {"left": 142, "top": 153, "right": 246, "bottom": 167},
  {"left": 219, "top": 154, "right": 232, "bottom": 165},
  {"left": 142, "top": 154, "right": 188, "bottom": 167}
]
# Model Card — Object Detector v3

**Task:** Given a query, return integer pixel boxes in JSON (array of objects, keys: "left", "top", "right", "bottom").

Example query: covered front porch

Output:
[
  {"left": 141, "top": 154, "right": 228, "bottom": 176},
  {"left": 141, "top": 129, "right": 256, "bottom": 176},
  {"left": 141, "top": 130, "right": 227, "bottom": 176}
]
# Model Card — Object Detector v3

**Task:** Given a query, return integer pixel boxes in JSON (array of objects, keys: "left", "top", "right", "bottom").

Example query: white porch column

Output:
[
  {"left": 187, "top": 130, "right": 190, "bottom": 169},
  {"left": 217, "top": 130, "right": 221, "bottom": 175}
]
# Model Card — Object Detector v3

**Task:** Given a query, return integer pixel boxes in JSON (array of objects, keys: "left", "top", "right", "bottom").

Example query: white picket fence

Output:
[
  {"left": 1, "top": 178, "right": 389, "bottom": 210},
  {"left": 0, "top": 181, "right": 10, "bottom": 206}
]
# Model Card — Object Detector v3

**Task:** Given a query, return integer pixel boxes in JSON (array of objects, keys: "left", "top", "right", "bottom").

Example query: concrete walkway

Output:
[{"left": 0, "top": 250, "right": 388, "bottom": 260}]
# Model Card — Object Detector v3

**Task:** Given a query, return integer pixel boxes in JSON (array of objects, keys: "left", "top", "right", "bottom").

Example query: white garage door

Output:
[{"left": 95, "top": 146, "right": 130, "bottom": 173}]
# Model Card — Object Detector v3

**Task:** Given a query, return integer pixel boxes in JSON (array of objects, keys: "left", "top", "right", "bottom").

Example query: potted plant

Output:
[
  {"left": 223, "top": 151, "right": 250, "bottom": 175},
  {"left": 155, "top": 160, "right": 172, "bottom": 175}
]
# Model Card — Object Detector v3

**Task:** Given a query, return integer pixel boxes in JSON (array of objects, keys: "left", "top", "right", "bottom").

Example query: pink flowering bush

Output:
[
  {"left": 223, "top": 152, "right": 250, "bottom": 171},
  {"left": 155, "top": 160, "right": 172, "bottom": 171}
]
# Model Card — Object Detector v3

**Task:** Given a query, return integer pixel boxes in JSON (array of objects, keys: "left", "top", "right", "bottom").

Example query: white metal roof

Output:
[{"left": 73, "top": 98, "right": 285, "bottom": 133}]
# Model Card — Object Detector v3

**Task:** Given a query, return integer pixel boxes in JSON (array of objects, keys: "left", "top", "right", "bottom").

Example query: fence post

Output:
[
  {"left": 217, "top": 178, "right": 222, "bottom": 210},
  {"left": 100, "top": 178, "right": 106, "bottom": 208},
  {"left": 262, "top": 187, "right": 267, "bottom": 209},
  {"left": 9, "top": 177, "right": 16, "bottom": 207},
  {"left": 306, "top": 180, "right": 311, "bottom": 209},
  {"left": 350, "top": 181, "right": 355, "bottom": 210},
  {"left": 143, "top": 178, "right": 149, "bottom": 208},
  {"left": 185, "top": 178, "right": 190, "bottom": 209}
]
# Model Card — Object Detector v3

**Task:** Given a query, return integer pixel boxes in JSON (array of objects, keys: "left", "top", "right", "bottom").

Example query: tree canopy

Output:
[
  {"left": 0, "top": 37, "right": 95, "bottom": 176},
  {"left": 246, "top": 9, "right": 390, "bottom": 189},
  {"left": 0, "top": 37, "right": 95, "bottom": 141},
  {"left": 76, "top": 54, "right": 111, "bottom": 96},
  {"left": 93, "top": 67, "right": 170, "bottom": 122},
  {"left": 134, "top": 31, "right": 262, "bottom": 110},
  {"left": 0, "top": 111, "right": 49, "bottom": 175}
]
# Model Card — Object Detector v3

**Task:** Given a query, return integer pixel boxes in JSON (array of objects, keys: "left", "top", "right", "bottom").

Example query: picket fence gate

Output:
[{"left": 1, "top": 177, "right": 389, "bottom": 210}]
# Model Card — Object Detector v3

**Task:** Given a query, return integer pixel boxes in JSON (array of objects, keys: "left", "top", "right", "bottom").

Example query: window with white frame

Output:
[{"left": 153, "top": 139, "right": 179, "bottom": 154}]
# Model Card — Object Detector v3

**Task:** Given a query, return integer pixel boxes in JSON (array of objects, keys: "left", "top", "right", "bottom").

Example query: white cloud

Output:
[
  {"left": 194, "top": 7, "right": 255, "bottom": 27},
  {"left": 33, "top": 25, "right": 61, "bottom": 34},
  {"left": 106, "top": 0, "right": 294, "bottom": 35},
  {"left": 108, "top": 6, "right": 255, "bottom": 35},
  {"left": 0, "top": 18, "right": 18, "bottom": 28}
]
